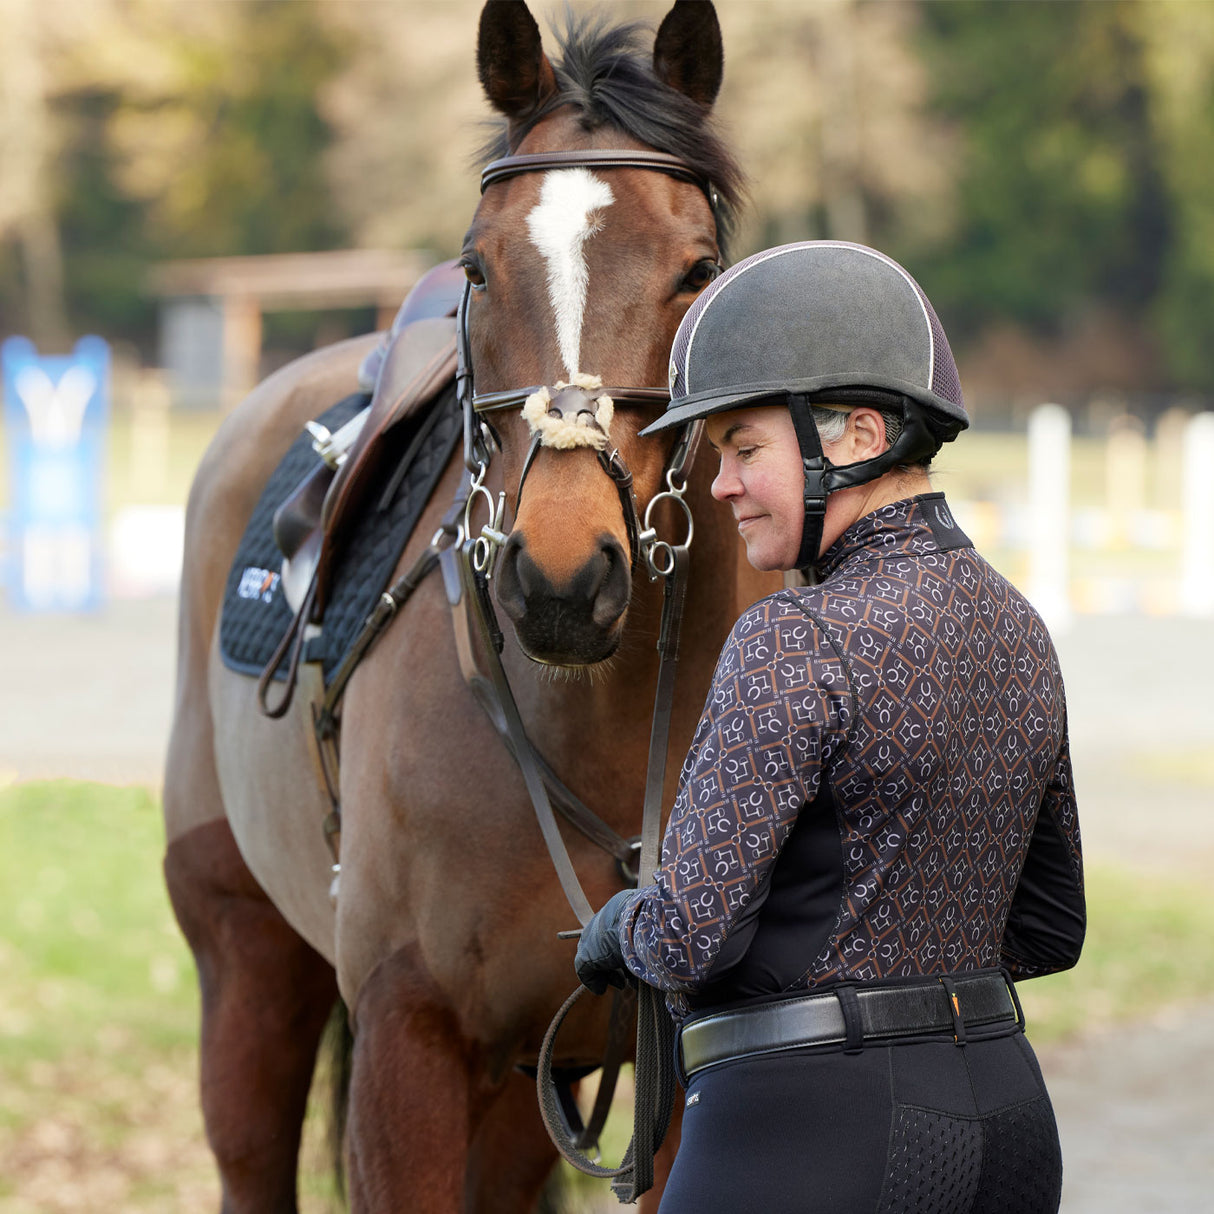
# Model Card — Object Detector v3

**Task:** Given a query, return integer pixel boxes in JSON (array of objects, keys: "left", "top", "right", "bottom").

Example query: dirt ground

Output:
[{"left": 1, "top": 595, "right": 1211, "bottom": 1211}]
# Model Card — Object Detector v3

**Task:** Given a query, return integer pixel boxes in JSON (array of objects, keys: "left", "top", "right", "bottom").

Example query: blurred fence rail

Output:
[{"left": 1, "top": 389, "right": 1212, "bottom": 621}]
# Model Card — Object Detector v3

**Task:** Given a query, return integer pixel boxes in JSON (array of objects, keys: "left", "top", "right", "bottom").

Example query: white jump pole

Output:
[
  {"left": 1027, "top": 403, "right": 1072, "bottom": 632},
  {"left": 1179, "top": 411, "right": 1214, "bottom": 617}
]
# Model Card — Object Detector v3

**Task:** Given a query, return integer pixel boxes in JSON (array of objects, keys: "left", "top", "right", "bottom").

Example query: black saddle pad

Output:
[{"left": 218, "top": 382, "right": 461, "bottom": 683}]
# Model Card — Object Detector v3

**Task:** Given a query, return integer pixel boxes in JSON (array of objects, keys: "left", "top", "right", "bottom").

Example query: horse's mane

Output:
[{"left": 479, "top": 12, "right": 746, "bottom": 256}]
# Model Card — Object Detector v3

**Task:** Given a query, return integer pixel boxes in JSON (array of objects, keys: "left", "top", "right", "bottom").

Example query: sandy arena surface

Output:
[{"left": 1, "top": 595, "right": 1211, "bottom": 1210}]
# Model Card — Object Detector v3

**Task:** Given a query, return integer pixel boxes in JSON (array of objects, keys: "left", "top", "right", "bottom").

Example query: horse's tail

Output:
[{"left": 325, "top": 998, "right": 355, "bottom": 1202}]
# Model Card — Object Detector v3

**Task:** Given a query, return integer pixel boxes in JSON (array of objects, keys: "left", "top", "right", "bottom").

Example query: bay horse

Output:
[{"left": 163, "top": 3, "right": 775, "bottom": 1210}]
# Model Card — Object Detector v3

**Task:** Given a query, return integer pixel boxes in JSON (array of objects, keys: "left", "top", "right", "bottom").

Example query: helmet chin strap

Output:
[
  {"left": 787, "top": 394, "right": 829, "bottom": 571},
  {"left": 786, "top": 394, "right": 941, "bottom": 574}
]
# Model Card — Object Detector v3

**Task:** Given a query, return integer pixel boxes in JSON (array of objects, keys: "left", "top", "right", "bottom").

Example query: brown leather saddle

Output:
[{"left": 272, "top": 260, "right": 465, "bottom": 617}]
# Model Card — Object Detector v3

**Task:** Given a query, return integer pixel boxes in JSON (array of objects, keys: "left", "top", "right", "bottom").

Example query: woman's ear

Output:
[{"left": 846, "top": 408, "right": 891, "bottom": 460}]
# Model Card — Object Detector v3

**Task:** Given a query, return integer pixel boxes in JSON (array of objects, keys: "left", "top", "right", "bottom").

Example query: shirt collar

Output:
[{"left": 813, "top": 493, "right": 970, "bottom": 581}]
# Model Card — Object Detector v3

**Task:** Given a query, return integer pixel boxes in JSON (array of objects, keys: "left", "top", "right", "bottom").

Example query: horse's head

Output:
[{"left": 462, "top": 1, "right": 743, "bottom": 667}]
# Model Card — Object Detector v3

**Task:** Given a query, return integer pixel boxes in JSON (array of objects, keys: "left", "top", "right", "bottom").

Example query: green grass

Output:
[
  {"left": 1017, "top": 862, "right": 1214, "bottom": 1043},
  {"left": 3, "top": 779, "right": 1214, "bottom": 1210},
  {"left": 0, "top": 780, "right": 197, "bottom": 1065}
]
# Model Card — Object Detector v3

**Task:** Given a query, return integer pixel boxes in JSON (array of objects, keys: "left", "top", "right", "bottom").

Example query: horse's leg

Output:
[
  {"left": 345, "top": 944, "right": 474, "bottom": 1214},
  {"left": 464, "top": 1069, "right": 559, "bottom": 1214},
  {"left": 164, "top": 818, "right": 338, "bottom": 1213}
]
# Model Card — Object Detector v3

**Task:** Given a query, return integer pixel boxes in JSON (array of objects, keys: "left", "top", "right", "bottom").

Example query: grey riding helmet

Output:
[{"left": 641, "top": 240, "right": 969, "bottom": 568}]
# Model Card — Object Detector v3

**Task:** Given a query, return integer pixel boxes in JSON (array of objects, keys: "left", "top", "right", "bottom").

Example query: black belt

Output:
[{"left": 679, "top": 972, "right": 1021, "bottom": 1081}]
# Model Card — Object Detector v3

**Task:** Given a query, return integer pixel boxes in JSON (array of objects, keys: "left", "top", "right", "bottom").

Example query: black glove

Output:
[{"left": 574, "top": 889, "right": 636, "bottom": 995}]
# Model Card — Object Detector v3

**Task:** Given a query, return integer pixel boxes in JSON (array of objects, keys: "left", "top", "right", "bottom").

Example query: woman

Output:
[{"left": 575, "top": 241, "right": 1085, "bottom": 1213}]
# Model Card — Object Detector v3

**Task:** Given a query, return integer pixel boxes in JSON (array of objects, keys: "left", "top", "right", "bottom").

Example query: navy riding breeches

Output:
[{"left": 659, "top": 1027, "right": 1062, "bottom": 1214}]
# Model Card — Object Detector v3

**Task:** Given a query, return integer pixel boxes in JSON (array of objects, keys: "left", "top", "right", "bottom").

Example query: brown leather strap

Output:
[
  {"left": 256, "top": 572, "right": 318, "bottom": 719},
  {"left": 481, "top": 149, "right": 715, "bottom": 205},
  {"left": 459, "top": 540, "right": 595, "bottom": 926}
]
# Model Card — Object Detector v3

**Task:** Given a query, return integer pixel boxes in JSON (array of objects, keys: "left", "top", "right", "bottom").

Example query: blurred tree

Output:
[
  {"left": 2, "top": 0, "right": 1210, "bottom": 399},
  {"left": 0, "top": 0, "right": 70, "bottom": 348},
  {"left": 714, "top": 0, "right": 953, "bottom": 258},
  {"left": 320, "top": 0, "right": 511, "bottom": 256},
  {"left": 318, "top": 0, "right": 948, "bottom": 263},
  {"left": 908, "top": 0, "right": 1214, "bottom": 394},
  {"left": 1, "top": 0, "right": 351, "bottom": 353},
  {"left": 913, "top": 1, "right": 1168, "bottom": 332},
  {"left": 1140, "top": 2, "right": 1214, "bottom": 390},
  {"left": 105, "top": 0, "right": 349, "bottom": 259}
]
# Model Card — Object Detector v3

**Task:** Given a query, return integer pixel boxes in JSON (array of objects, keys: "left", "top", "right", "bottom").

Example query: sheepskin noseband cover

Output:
[{"left": 522, "top": 373, "right": 614, "bottom": 450}]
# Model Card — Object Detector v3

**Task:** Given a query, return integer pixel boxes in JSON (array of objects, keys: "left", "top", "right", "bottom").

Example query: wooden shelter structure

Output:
[{"left": 147, "top": 249, "right": 432, "bottom": 409}]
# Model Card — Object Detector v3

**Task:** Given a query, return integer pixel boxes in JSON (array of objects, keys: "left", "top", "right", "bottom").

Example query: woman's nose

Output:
[{"left": 711, "top": 459, "right": 740, "bottom": 501}]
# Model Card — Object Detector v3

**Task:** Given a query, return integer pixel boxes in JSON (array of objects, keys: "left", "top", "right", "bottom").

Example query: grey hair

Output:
[
  {"left": 810, "top": 406, "right": 907, "bottom": 453},
  {"left": 809, "top": 406, "right": 849, "bottom": 445}
]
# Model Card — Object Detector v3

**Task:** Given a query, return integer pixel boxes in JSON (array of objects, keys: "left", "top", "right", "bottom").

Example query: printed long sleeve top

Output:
[{"left": 619, "top": 494, "right": 1085, "bottom": 1013}]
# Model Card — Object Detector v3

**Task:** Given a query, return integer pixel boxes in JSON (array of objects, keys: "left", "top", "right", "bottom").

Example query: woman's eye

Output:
[
  {"left": 461, "top": 259, "right": 486, "bottom": 288},
  {"left": 682, "top": 260, "right": 721, "bottom": 293}
]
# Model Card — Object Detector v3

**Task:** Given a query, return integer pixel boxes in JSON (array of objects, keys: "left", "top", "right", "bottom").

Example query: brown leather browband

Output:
[{"left": 480, "top": 149, "right": 717, "bottom": 210}]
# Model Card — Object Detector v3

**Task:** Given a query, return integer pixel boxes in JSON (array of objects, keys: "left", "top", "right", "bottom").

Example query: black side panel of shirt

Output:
[
  {"left": 1001, "top": 806, "right": 1086, "bottom": 974},
  {"left": 691, "top": 785, "right": 846, "bottom": 1009}
]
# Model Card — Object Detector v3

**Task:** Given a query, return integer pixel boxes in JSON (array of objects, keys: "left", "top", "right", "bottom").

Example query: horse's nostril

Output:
[
  {"left": 495, "top": 535, "right": 529, "bottom": 622},
  {"left": 567, "top": 544, "right": 609, "bottom": 604},
  {"left": 591, "top": 539, "right": 630, "bottom": 629}
]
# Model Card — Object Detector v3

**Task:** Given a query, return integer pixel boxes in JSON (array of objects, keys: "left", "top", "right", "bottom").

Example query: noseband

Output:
[{"left": 457, "top": 149, "right": 714, "bottom": 575}]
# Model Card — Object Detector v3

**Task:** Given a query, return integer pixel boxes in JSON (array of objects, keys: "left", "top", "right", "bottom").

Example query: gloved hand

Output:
[{"left": 574, "top": 889, "right": 637, "bottom": 995}]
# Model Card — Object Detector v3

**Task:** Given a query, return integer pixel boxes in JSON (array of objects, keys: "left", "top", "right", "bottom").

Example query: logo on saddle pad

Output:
[{"left": 238, "top": 565, "right": 280, "bottom": 605}]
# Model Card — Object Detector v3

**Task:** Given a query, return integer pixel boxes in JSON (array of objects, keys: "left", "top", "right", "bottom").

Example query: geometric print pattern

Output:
[{"left": 622, "top": 494, "right": 1084, "bottom": 1005}]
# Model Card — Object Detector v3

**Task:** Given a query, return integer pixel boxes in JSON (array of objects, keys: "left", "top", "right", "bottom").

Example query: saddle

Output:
[{"left": 273, "top": 259, "right": 465, "bottom": 615}]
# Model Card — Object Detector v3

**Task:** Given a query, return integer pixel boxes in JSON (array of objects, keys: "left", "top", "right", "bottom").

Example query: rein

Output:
[{"left": 458, "top": 146, "right": 709, "bottom": 1201}]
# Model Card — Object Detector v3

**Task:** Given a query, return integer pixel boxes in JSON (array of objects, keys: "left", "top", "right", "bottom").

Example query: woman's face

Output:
[
  {"left": 707, "top": 404, "right": 920, "bottom": 570},
  {"left": 706, "top": 406, "right": 810, "bottom": 571}
]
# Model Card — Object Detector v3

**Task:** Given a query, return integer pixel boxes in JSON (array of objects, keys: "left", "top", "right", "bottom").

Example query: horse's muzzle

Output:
[{"left": 494, "top": 533, "right": 631, "bottom": 665}]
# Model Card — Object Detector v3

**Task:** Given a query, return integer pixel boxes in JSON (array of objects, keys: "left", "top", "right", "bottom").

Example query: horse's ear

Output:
[
  {"left": 653, "top": 1, "right": 723, "bottom": 109},
  {"left": 477, "top": 0, "right": 558, "bottom": 120}
]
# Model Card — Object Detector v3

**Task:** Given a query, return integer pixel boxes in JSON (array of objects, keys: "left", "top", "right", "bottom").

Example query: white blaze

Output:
[{"left": 526, "top": 168, "right": 614, "bottom": 378}]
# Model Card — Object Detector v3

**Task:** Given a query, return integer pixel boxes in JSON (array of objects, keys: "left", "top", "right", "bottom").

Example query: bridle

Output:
[
  {"left": 455, "top": 148, "right": 715, "bottom": 580},
  {"left": 451, "top": 146, "right": 718, "bottom": 1199},
  {"left": 314, "top": 147, "right": 716, "bottom": 1201}
]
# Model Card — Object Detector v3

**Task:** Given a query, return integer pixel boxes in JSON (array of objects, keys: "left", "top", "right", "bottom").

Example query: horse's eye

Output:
[
  {"left": 682, "top": 259, "right": 721, "bottom": 293},
  {"left": 461, "top": 259, "right": 486, "bottom": 289}
]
